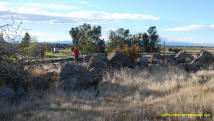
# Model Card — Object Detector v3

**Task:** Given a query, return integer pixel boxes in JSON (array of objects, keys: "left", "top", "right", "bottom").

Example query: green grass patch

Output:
[{"left": 45, "top": 51, "right": 71, "bottom": 58}]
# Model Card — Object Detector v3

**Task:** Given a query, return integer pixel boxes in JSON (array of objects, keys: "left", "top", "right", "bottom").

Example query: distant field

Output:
[
  {"left": 45, "top": 49, "right": 72, "bottom": 58},
  {"left": 166, "top": 46, "right": 214, "bottom": 53}
]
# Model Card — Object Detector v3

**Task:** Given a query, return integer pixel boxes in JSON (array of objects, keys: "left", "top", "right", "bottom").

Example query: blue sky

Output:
[{"left": 0, "top": 0, "right": 214, "bottom": 45}]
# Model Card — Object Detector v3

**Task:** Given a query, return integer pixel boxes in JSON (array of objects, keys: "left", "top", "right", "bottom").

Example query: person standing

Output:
[{"left": 74, "top": 47, "right": 79, "bottom": 63}]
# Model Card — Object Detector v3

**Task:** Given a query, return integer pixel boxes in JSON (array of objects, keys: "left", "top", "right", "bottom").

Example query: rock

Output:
[
  {"left": 59, "top": 64, "right": 99, "bottom": 90},
  {"left": 150, "top": 53, "right": 164, "bottom": 64},
  {"left": 178, "top": 63, "right": 205, "bottom": 72},
  {"left": 148, "top": 64, "right": 162, "bottom": 73},
  {"left": 0, "top": 79, "right": 7, "bottom": 87},
  {"left": 84, "top": 53, "right": 106, "bottom": 63},
  {"left": 15, "top": 89, "right": 25, "bottom": 99},
  {"left": 107, "top": 51, "right": 134, "bottom": 67},
  {"left": 0, "top": 87, "right": 15, "bottom": 102},
  {"left": 136, "top": 57, "right": 150, "bottom": 65},
  {"left": 164, "top": 54, "right": 175, "bottom": 65},
  {"left": 32, "top": 77, "right": 50, "bottom": 90},
  {"left": 87, "top": 53, "right": 107, "bottom": 70},
  {"left": 44, "top": 72, "right": 59, "bottom": 83},
  {"left": 191, "top": 50, "right": 214, "bottom": 65},
  {"left": 175, "top": 50, "right": 188, "bottom": 64}
]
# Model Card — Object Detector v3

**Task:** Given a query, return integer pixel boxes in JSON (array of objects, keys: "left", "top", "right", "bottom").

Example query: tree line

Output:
[
  {"left": 18, "top": 23, "right": 161, "bottom": 58},
  {"left": 69, "top": 23, "right": 160, "bottom": 55}
]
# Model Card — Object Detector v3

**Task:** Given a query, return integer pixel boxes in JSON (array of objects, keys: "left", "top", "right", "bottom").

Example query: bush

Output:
[
  {"left": 27, "top": 43, "right": 46, "bottom": 57},
  {"left": 114, "top": 44, "right": 141, "bottom": 59},
  {"left": 168, "top": 48, "right": 182, "bottom": 53}
]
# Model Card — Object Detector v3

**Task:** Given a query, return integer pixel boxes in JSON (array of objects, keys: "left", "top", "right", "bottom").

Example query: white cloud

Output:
[
  {"left": 160, "top": 36, "right": 214, "bottom": 45},
  {"left": 101, "top": 36, "right": 108, "bottom": 41},
  {"left": 80, "top": 1, "right": 88, "bottom": 5},
  {"left": 0, "top": 2, "right": 160, "bottom": 24},
  {"left": 29, "top": 3, "right": 78, "bottom": 10},
  {"left": 166, "top": 25, "right": 214, "bottom": 31},
  {"left": 106, "top": 27, "right": 117, "bottom": 31}
]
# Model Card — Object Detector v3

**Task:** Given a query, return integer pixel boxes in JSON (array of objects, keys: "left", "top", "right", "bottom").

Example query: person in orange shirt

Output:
[{"left": 74, "top": 47, "right": 79, "bottom": 63}]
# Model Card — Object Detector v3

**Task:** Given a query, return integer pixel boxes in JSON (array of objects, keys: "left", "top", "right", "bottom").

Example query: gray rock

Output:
[
  {"left": 108, "top": 51, "right": 134, "bottom": 67},
  {"left": 59, "top": 64, "right": 99, "bottom": 90},
  {"left": 191, "top": 50, "right": 214, "bottom": 65},
  {"left": 175, "top": 50, "right": 188, "bottom": 64},
  {"left": 164, "top": 54, "right": 175, "bottom": 65},
  {"left": 148, "top": 64, "right": 162, "bottom": 73},
  {"left": 150, "top": 53, "right": 164, "bottom": 64},
  {"left": 84, "top": 53, "right": 106, "bottom": 63},
  {"left": 32, "top": 77, "right": 50, "bottom": 90},
  {"left": 178, "top": 63, "right": 205, "bottom": 72},
  {"left": 87, "top": 53, "right": 107, "bottom": 70},
  {"left": 136, "top": 57, "right": 150, "bottom": 65},
  {"left": 0, "top": 87, "right": 15, "bottom": 102}
]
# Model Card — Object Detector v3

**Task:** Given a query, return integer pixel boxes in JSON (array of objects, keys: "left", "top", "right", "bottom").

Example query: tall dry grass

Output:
[{"left": 1, "top": 65, "right": 214, "bottom": 121}]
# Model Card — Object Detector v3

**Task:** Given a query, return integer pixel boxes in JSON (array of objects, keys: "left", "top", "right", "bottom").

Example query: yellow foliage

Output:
[{"left": 114, "top": 44, "right": 141, "bottom": 59}]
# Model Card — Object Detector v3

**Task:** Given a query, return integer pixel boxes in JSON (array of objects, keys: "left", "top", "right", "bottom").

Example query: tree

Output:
[
  {"left": 69, "top": 27, "right": 79, "bottom": 48},
  {"left": 20, "top": 32, "right": 31, "bottom": 52},
  {"left": 69, "top": 23, "right": 105, "bottom": 54},
  {"left": 147, "top": 26, "right": 160, "bottom": 52},
  {"left": 142, "top": 33, "right": 150, "bottom": 52},
  {"left": 106, "top": 28, "right": 131, "bottom": 53}
]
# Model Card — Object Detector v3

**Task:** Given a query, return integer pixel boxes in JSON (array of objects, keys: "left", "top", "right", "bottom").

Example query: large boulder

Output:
[
  {"left": 148, "top": 64, "right": 162, "bottom": 73},
  {"left": 87, "top": 53, "right": 107, "bottom": 81},
  {"left": 150, "top": 53, "right": 164, "bottom": 64},
  {"left": 0, "top": 87, "right": 15, "bottom": 102},
  {"left": 175, "top": 50, "right": 188, "bottom": 63},
  {"left": 87, "top": 53, "right": 107, "bottom": 69},
  {"left": 191, "top": 50, "right": 214, "bottom": 65},
  {"left": 107, "top": 51, "right": 134, "bottom": 67},
  {"left": 84, "top": 53, "right": 106, "bottom": 63},
  {"left": 32, "top": 77, "right": 50, "bottom": 90},
  {"left": 59, "top": 64, "right": 99, "bottom": 90},
  {"left": 136, "top": 57, "right": 150, "bottom": 65},
  {"left": 174, "top": 50, "right": 194, "bottom": 64},
  {"left": 164, "top": 54, "right": 176, "bottom": 65},
  {"left": 178, "top": 63, "right": 205, "bottom": 72}
]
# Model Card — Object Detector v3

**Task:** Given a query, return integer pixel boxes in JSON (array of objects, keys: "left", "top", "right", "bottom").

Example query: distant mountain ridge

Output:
[
  {"left": 39, "top": 41, "right": 72, "bottom": 44},
  {"left": 38, "top": 40, "right": 214, "bottom": 47}
]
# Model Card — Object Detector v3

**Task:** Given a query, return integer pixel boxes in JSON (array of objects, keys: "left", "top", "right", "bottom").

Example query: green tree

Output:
[
  {"left": 106, "top": 28, "right": 131, "bottom": 53},
  {"left": 21, "top": 32, "right": 31, "bottom": 49},
  {"left": 69, "top": 23, "right": 105, "bottom": 54},
  {"left": 147, "top": 26, "right": 160, "bottom": 52},
  {"left": 142, "top": 33, "right": 150, "bottom": 52},
  {"left": 69, "top": 27, "right": 79, "bottom": 48}
]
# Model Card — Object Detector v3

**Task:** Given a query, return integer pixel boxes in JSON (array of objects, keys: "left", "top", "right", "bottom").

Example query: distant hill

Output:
[
  {"left": 165, "top": 42, "right": 214, "bottom": 47},
  {"left": 38, "top": 40, "right": 214, "bottom": 47},
  {"left": 39, "top": 41, "right": 72, "bottom": 45}
]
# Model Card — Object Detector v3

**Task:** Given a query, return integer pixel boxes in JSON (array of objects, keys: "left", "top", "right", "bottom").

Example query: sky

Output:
[{"left": 0, "top": 0, "right": 214, "bottom": 45}]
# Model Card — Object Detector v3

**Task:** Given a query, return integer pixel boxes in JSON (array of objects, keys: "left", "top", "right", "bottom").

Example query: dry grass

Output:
[{"left": 1, "top": 65, "right": 214, "bottom": 121}]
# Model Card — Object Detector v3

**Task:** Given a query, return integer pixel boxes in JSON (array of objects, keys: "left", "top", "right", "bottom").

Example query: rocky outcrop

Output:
[
  {"left": 135, "top": 57, "right": 150, "bottom": 66},
  {"left": 150, "top": 53, "right": 164, "bottom": 64},
  {"left": 178, "top": 63, "right": 205, "bottom": 72},
  {"left": 32, "top": 77, "right": 50, "bottom": 90},
  {"left": 108, "top": 51, "right": 134, "bottom": 67},
  {"left": 191, "top": 50, "right": 214, "bottom": 65},
  {"left": 0, "top": 87, "right": 15, "bottom": 102},
  {"left": 59, "top": 64, "right": 100, "bottom": 90}
]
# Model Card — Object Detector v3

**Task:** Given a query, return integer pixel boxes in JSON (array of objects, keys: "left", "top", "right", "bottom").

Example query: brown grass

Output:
[{"left": 1, "top": 65, "right": 214, "bottom": 121}]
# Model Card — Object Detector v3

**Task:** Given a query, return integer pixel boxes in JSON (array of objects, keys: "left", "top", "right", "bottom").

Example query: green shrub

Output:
[{"left": 168, "top": 48, "right": 182, "bottom": 53}]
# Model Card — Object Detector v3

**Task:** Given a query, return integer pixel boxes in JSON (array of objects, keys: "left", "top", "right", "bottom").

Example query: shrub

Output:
[
  {"left": 168, "top": 48, "right": 182, "bottom": 53},
  {"left": 114, "top": 44, "right": 141, "bottom": 59}
]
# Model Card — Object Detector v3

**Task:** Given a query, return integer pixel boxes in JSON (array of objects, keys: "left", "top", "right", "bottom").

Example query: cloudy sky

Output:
[{"left": 0, "top": 0, "right": 214, "bottom": 45}]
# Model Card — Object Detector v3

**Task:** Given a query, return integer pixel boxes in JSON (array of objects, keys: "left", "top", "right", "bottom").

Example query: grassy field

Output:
[
  {"left": 165, "top": 46, "right": 214, "bottom": 53},
  {"left": 1, "top": 65, "right": 214, "bottom": 121}
]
